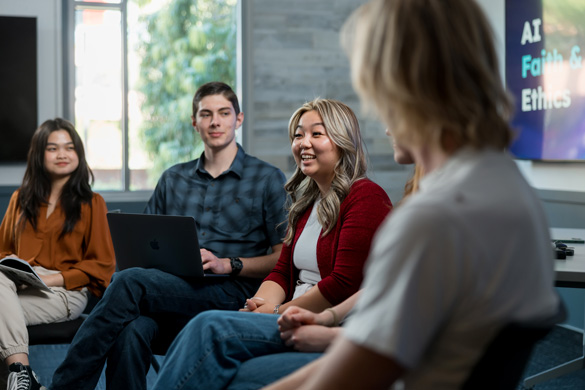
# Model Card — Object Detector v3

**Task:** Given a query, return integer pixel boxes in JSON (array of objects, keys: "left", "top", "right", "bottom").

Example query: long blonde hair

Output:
[
  {"left": 341, "top": 0, "right": 514, "bottom": 151},
  {"left": 283, "top": 98, "right": 367, "bottom": 245}
]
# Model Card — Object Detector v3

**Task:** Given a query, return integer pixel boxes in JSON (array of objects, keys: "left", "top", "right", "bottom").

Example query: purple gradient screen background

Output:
[{"left": 506, "top": 0, "right": 585, "bottom": 161}]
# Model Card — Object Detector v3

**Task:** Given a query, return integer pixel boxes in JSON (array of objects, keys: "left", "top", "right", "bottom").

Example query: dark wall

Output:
[
  {"left": 105, "top": 200, "right": 147, "bottom": 214},
  {"left": 0, "top": 186, "right": 147, "bottom": 217},
  {"left": 0, "top": 185, "right": 18, "bottom": 214},
  {"left": 4, "top": 185, "right": 585, "bottom": 227}
]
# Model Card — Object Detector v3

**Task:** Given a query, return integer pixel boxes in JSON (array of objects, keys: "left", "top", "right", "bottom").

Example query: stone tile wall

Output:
[{"left": 243, "top": 0, "right": 413, "bottom": 204}]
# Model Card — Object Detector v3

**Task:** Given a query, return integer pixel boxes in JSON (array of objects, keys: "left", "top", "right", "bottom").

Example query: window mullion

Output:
[
  {"left": 121, "top": 0, "right": 129, "bottom": 191},
  {"left": 64, "top": 0, "right": 76, "bottom": 121}
]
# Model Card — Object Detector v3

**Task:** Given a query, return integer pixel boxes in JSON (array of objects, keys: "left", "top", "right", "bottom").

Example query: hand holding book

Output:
[
  {"left": 38, "top": 272, "right": 65, "bottom": 288},
  {"left": 0, "top": 256, "right": 54, "bottom": 293}
]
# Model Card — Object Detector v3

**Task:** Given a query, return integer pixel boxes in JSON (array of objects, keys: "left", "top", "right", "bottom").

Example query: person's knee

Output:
[
  {"left": 114, "top": 317, "right": 159, "bottom": 356},
  {"left": 183, "top": 310, "right": 227, "bottom": 341},
  {"left": 111, "top": 268, "right": 150, "bottom": 285},
  {"left": 191, "top": 310, "right": 224, "bottom": 330},
  {"left": 107, "top": 268, "right": 160, "bottom": 297},
  {"left": 0, "top": 272, "right": 16, "bottom": 291}
]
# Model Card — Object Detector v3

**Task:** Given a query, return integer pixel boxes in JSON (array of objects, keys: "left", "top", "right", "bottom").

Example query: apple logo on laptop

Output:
[{"left": 150, "top": 239, "right": 160, "bottom": 250}]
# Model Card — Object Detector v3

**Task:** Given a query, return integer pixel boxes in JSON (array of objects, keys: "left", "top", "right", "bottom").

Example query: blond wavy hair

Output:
[
  {"left": 283, "top": 98, "right": 367, "bottom": 245},
  {"left": 341, "top": 0, "right": 514, "bottom": 150}
]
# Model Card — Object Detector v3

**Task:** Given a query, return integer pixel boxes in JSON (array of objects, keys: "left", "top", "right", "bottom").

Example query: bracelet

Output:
[
  {"left": 273, "top": 304, "right": 282, "bottom": 314},
  {"left": 325, "top": 308, "right": 340, "bottom": 327}
]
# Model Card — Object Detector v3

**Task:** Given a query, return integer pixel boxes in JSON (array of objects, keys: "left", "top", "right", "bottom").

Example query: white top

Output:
[
  {"left": 292, "top": 198, "right": 322, "bottom": 299},
  {"left": 344, "top": 148, "right": 559, "bottom": 389}
]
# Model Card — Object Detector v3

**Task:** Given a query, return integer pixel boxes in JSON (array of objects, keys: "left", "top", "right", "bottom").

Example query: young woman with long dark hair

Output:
[{"left": 0, "top": 118, "right": 115, "bottom": 390}]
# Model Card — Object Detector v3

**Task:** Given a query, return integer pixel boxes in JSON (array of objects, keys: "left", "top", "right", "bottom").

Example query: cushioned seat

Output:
[
  {"left": 27, "top": 316, "right": 87, "bottom": 345},
  {"left": 462, "top": 301, "right": 567, "bottom": 390}
]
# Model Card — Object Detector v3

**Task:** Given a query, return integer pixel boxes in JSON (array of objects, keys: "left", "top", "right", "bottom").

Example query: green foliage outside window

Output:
[{"left": 136, "top": 0, "right": 237, "bottom": 185}]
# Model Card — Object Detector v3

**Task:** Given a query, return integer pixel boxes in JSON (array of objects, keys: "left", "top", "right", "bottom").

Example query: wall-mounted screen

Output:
[
  {"left": 0, "top": 16, "right": 37, "bottom": 164},
  {"left": 506, "top": 0, "right": 585, "bottom": 161}
]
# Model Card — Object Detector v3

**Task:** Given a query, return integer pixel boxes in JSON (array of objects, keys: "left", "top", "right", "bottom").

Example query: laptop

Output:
[{"left": 107, "top": 212, "right": 226, "bottom": 278}]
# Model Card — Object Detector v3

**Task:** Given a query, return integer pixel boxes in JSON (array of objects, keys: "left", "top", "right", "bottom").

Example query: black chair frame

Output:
[{"left": 462, "top": 301, "right": 567, "bottom": 390}]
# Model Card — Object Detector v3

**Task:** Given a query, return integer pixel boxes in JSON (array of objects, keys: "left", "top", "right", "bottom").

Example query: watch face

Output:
[{"left": 231, "top": 257, "right": 243, "bottom": 274}]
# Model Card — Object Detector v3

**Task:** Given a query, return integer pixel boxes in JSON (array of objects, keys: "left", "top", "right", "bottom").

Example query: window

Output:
[{"left": 65, "top": 0, "right": 239, "bottom": 191}]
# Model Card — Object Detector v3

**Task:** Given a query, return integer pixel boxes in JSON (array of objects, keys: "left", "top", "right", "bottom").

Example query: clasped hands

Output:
[
  {"left": 239, "top": 300, "right": 339, "bottom": 351},
  {"left": 239, "top": 297, "right": 276, "bottom": 314},
  {"left": 277, "top": 306, "right": 341, "bottom": 352}
]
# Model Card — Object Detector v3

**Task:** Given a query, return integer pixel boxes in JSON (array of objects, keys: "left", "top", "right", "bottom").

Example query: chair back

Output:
[{"left": 461, "top": 301, "right": 567, "bottom": 390}]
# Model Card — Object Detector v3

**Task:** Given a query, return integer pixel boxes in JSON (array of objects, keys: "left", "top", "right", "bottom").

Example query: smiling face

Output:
[
  {"left": 44, "top": 129, "right": 79, "bottom": 181},
  {"left": 192, "top": 94, "right": 244, "bottom": 153},
  {"left": 292, "top": 110, "right": 341, "bottom": 193}
]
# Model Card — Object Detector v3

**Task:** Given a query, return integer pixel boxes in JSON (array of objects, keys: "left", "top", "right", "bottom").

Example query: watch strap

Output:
[{"left": 229, "top": 257, "right": 243, "bottom": 276}]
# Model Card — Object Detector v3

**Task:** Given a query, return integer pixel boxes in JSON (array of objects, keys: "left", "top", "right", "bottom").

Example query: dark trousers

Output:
[{"left": 50, "top": 268, "right": 260, "bottom": 390}]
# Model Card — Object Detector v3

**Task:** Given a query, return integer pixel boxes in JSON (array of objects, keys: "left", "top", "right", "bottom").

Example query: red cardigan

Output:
[{"left": 264, "top": 179, "right": 392, "bottom": 306}]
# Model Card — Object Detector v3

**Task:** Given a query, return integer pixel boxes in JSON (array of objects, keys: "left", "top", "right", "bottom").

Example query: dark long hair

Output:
[{"left": 17, "top": 118, "right": 94, "bottom": 238}]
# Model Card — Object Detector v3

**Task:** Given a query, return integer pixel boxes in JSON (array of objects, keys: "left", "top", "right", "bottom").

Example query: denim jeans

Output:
[
  {"left": 152, "top": 311, "right": 321, "bottom": 390},
  {"left": 228, "top": 352, "right": 322, "bottom": 390},
  {"left": 50, "top": 268, "right": 260, "bottom": 390}
]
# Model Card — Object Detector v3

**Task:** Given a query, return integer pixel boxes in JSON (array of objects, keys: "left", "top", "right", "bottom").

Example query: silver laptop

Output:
[{"left": 107, "top": 212, "right": 226, "bottom": 278}]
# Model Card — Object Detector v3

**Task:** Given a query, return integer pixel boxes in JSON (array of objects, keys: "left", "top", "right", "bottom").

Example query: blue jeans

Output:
[
  {"left": 228, "top": 352, "right": 321, "bottom": 390},
  {"left": 50, "top": 268, "right": 260, "bottom": 390},
  {"left": 152, "top": 311, "right": 321, "bottom": 390}
]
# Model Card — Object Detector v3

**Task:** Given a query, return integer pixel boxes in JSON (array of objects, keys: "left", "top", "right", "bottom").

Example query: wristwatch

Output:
[{"left": 229, "top": 257, "right": 243, "bottom": 276}]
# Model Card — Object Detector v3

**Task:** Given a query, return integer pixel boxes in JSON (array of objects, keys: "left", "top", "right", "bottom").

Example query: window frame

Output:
[{"left": 63, "top": 0, "right": 244, "bottom": 197}]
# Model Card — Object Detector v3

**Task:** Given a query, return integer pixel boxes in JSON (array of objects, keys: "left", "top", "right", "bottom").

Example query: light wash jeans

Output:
[
  {"left": 50, "top": 268, "right": 260, "bottom": 390},
  {"left": 152, "top": 311, "right": 322, "bottom": 390}
]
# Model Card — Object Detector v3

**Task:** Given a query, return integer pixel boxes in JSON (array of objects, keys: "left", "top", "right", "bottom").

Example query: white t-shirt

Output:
[
  {"left": 344, "top": 148, "right": 559, "bottom": 389},
  {"left": 293, "top": 199, "right": 322, "bottom": 299}
]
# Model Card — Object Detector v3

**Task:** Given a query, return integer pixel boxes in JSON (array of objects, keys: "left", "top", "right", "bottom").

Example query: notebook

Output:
[{"left": 107, "top": 212, "right": 226, "bottom": 278}]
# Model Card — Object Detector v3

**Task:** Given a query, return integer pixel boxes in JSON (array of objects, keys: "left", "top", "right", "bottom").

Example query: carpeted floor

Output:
[
  {"left": 519, "top": 326, "right": 585, "bottom": 389},
  {"left": 28, "top": 345, "right": 162, "bottom": 389}
]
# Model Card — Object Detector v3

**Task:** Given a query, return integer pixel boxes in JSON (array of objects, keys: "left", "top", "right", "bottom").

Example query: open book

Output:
[{"left": 0, "top": 256, "right": 53, "bottom": 293}]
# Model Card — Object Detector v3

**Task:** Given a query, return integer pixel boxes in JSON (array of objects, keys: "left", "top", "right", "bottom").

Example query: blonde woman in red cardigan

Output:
[{"left": 245, "top": 98, "right": 391, "bottom": 315}]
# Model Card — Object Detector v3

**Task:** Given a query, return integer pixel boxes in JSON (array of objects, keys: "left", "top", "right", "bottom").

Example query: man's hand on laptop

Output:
[{"left": 201, "top": 248, "right": 231, "bottom": 275}]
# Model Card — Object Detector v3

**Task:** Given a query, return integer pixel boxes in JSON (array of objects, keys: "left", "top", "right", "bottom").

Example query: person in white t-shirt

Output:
[{"left": 265, "top": 0, "right": 560, "bottom": 389}]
